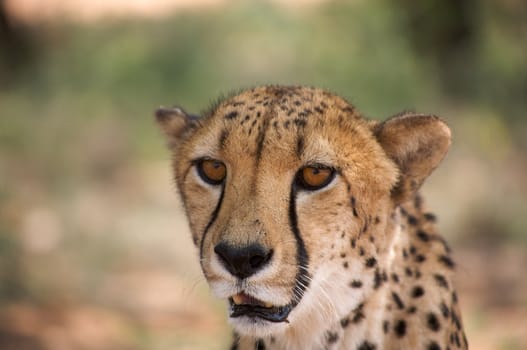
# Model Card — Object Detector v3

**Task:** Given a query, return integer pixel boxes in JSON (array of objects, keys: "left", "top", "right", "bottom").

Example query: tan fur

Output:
[{"left": 156, "top": 86, "right": 466, "bottom": 350}]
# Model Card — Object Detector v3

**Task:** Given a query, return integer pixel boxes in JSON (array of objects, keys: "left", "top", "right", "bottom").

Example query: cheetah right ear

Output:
[
  {"left": 155, "top": 106, "right": 200, "bottom": 147},
  {"left": 374, "top": 113, "right": 451, "bottom": 204}
]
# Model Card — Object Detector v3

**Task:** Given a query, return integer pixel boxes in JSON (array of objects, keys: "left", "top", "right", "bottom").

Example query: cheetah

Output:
[{"left": 156, "top": 86, "right": 467, "bottom": 350}]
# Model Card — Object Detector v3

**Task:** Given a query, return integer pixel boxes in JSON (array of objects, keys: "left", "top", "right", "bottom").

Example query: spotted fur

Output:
[{"left": 156, "top": 86, "right": 467, "bottom": 350}]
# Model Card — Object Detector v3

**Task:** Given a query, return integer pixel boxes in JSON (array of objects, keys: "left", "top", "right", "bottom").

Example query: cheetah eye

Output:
[
  {"left": 295, "top": 165, "right": 335, "bottom": 191},
  {"left": 196, "top": 159, "right": 226, "bottom": 185}
]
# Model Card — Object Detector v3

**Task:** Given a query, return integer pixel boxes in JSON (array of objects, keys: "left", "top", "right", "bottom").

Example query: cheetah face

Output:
[{"left": 156, "top": 86, "right": 450, "bottom": 338}]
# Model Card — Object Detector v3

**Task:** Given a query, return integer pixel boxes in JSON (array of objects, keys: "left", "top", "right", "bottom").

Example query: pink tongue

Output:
[{"left": 237, "top": 292, "right": 259, "bottom": 305}]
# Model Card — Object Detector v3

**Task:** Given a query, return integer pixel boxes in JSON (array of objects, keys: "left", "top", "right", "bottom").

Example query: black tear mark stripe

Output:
[
  {"left": 288, "top": 182, "right": 311, "bottom": 305},
  {"left": 199, "top": 182, "right": 226, "bottom": 265}
]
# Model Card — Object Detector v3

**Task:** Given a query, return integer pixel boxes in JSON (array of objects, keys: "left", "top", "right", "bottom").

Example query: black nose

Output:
[{"left": 214, "top": 242, "right": 273, "bottom": 279}]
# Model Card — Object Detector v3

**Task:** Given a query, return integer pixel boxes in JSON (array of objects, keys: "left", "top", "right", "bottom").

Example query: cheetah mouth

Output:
[{"left": 229, "top": 292, "right": 292, "bottom": 323}]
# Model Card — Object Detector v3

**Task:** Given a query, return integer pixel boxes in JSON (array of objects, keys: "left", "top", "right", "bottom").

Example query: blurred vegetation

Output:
[{"left": 1, "top": 0, "right": 526, "bottom": 349}]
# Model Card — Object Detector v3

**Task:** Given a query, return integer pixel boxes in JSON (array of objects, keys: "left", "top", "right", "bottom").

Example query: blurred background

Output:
[{"left": 1, "top": 0, "right": 526, "bottom": 349}]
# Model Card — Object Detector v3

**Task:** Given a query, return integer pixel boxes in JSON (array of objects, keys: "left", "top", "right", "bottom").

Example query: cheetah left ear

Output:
[
  {"left": 374, "top": 113, "right": 451, "bottom": 204},
  {"left": 155, "top": 106, "right": 200, "bottom": 149}
]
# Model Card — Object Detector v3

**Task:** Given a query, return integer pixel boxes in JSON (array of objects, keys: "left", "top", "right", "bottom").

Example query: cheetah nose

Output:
[{"left": 214, "top": 242, "right": 273, "bottom": 279}]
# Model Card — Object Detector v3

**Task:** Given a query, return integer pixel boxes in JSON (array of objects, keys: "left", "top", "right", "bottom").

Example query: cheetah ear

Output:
[
  {"left": 155, "top": 106, "right": 200, "bottom": 148},
  {"left": 374, "top": 113, "right": 451, "bottom": 204}
]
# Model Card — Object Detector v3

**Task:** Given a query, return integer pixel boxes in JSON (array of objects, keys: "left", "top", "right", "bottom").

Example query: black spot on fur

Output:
[
  {"left": 298, "top": 111, "right": 308, "bottom": 118},
  {"left": 352, "top": 303, "right": 365, "bottom": 323},
  {"left": 219, "top": 129, "right": 229, "bottom": 147},
  {"left": 405, "top": 267, "right": 413, "bottom": 277},
  {"left": 383, "top": 320, "right": 389, "bottom": 334},
  {"left": 343, "top": 261, "right": 349, "bottom": 268},
  {"left": 454, "top": 332, "right": 461, "bottom": 347},
  {"left": 359, "top": 247, "right": 365, "bottom": 256},
  {"left": 427, "top": 341, "right": 441, "bottom": 350},
  {"left": 373, "top": 268, "right": 383, "bottom": 289},
  {"left": 365, "top": 257, "right": 377, "bottom": 268},
  {"left": 407, "top": 306, "right": 417, "bottom": 313},
  {"left": 357, "top": 341, "right": 376, "bottom": 350},
  {"left": 351, "top": 197, "right": 359, "bottom": 217},
  {"left": 434, "top": 274, "right": 449, "bottom": 289},
  {"left": 415, "top": 254, "right": 426, "bottom": 263},
  {"left": 439, "top": 255, "right": 455, "bottom": 269},
  {"left": 255, "top": 119, "right": 270, "bottom": 162},
  {"left": 411, "top": 286, "right": 425, "bottom": 298},
  {"left": 394, "top": 319, "right": 406, "bottom": 337},
  {"left": 440, "top": 302, "right": 450, "bottom": 319},
  {"left": 427, "top": 312, "right": 441, "bottom": 332},
  {"left": 391, "top": 273, "right": 400, "bottom": 283},
  {"left": 454, "top": 333, "right": 466, "bottom": 346},
  {"left": 255, "top": 339, "right": 265, "bottom": 350},
  {"left": 225, "top": 111, "right": 238, "bottom": 120},
  {"left": 296, "top": 136, "right": 304, "bottom": 157},
  {"left": 342, "top": 106, "right": 355, "bottom": 114},
  {"left": 340, "top": 317, "right": 350, "bottom": 328},
  {"left": 407, "top": 215, "right": 418, "bottom": 225},
  {"left": 414, "top": 194, "right": 422, "bottom": 209},
  {"left": 326, "top": 331, "right": 339, "bottom": 344},
  {"left": 230, "top": 332, "right": 240, "bottom": 350},
  {"left": 417, "top": 230, "right": 430, "bottom": 242},
  {"left": 351, "top": 238, "right": 356, "bottom": 248},
  {"left": 350, "top": 280, "right": 363, "bottom": 288},
  {"left": 424, "top": 212, "right": 437, "bottom": 222},
  {"left": 392, "top": 292, "right": 405, "bottom": 309},
  {"left": 451, "top": 310, "right": 462, "bottom": 330},
  {"left": 294, "top": 118, "right": 307, "bottom": 127}
]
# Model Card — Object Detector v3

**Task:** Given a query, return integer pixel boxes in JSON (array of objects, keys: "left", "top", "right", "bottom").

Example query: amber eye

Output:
[
  {"left": 296, "top": 165, "right": 335, "bottom": 190},
  {"left": 197, "top": 159, "right": 226, "bottom": 185}
]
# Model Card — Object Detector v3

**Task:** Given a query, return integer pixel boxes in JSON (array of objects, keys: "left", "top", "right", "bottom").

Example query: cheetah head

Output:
[{"left": 156, "top": 86, "right": 450, "bottom": 339}]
